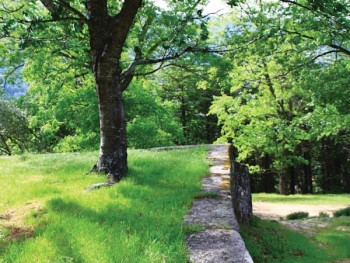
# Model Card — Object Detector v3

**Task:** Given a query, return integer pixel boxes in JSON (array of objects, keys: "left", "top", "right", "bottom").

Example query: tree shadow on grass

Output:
[
  {"left": 46, "top": 197, "right": 187, "bottom": 261},
  {"left": 48, "top": 225, "right": 85, "bottom": 263}
]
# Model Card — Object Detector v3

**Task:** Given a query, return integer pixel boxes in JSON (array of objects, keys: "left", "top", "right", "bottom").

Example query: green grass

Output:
[
  {"left": 253, "top": 193, "right": 350, "bottom": 205},
  {"left": 0, "top": 148, "right": 208, "bottom": 262},
  {"left": 241, "top": 216, "right": 350, "bottom": 263},
  {"left": 315, "top": 217, "right": 350, "bottom": 259}
]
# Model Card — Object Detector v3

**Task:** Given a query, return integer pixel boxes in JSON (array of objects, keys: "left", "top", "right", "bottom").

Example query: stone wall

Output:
[{"left": 229, "top": 145, "right": 253, "bottom": 224}]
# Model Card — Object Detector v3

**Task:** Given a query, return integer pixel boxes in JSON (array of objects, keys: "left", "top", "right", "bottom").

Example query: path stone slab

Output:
[
  {"left": 209, "top": 165, "right": 230, "bottom": 175},
  {"left": 184, "top": 144, "right": 254, "bottom": 263},
  {"left": 202, "top": 175, "right": 230, "bottom": 193},
  {"left": 186, "top": 229, "right": 253, "bottom": 263},
  {"left": 184, "top": 198, "right": 239, "bottom": 231}
]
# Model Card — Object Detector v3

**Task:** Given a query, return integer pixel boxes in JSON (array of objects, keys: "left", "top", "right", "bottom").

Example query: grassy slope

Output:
[
  {"left": 0, "top": 148, "right": 208, "bottom": 263},
  {"left": 241, "top": 217, "right": 329, "bottom": 263},
  {"left": 242, "top": 216, "right": 350, "bottom": 263}
]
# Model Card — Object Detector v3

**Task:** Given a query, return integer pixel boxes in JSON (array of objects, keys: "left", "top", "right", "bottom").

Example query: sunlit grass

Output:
[
  {"left": 315, "top": 217, "right": 350, "bottom": 259},
  {"left": 243, "top": 193, "right": 350, "bottom": 263},
  {"left": 253, "top": 193, "right": 350, "bottom": 205},
  {"left": 241, "top": 216, "right": 350, "bottom": 263},
  {"left": 0, "top": 148, "right": 208, "bottom": 262}
]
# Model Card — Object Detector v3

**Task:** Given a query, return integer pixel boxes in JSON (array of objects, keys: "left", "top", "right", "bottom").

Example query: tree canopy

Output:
[{"left": 1, "top": 0, "right": 349, "bottom": 193}]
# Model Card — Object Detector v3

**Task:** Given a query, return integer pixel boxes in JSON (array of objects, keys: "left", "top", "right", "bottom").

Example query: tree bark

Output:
[
  {"left": 261, "top": 155, "right": 276, "bottom": 193},
  {"left": 86, "top": 0, "right": 142, "bottom": 182},
  {"left": 279, "top": 172, "right": 289, "bottom": 195},
  {"left": 94, "top": 70, "right": 128, "bottom": 182},
  {"left": 289, "top": 166, "right": 296, "bottom": 194},
  {"left": 303, "top": 150, "right": 313, "bottom": 194}
]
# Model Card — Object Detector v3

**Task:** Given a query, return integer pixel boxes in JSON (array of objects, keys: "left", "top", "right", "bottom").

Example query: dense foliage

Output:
[
  {"left": 210, "top": 0, "right": 350, "bottom": 194},
  {"left": 0, "top": 0, "right": 349, "bottom": 193}
]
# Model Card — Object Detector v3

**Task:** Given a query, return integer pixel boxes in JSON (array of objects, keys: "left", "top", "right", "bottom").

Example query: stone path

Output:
[
  {"left": 253, "top": 202, "right": 350, "bottom": 220},
  {"left": 184, "top": 144, "right": 253, "bottom": 263}
]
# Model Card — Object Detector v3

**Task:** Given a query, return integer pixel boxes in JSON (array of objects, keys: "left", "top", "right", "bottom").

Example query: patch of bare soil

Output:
[
  {"left": 280, "top": 217, "right": 331, "bottom": 236},
  {"left": 253, "top": 201, "right": 349, "bottom": 220},
  {"left": 0, "top": 200, "right": 43, "bottom": 241},
  {"left": 253, "top": 201, "right": 350, "bottom": 252},
  {"left": 5, "top": 226, "right": 33, "bottom": 240},
  {"left": 0, "top": 200, "right": 42, "bottom": 226}
]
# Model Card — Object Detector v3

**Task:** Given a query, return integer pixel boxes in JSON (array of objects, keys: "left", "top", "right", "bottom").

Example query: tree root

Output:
[
  {"left": 85, "top": 182, "right": 114, "bottom": 191},
  {"left": 85, "top": 172, "right": 119, "bottom": 191}
]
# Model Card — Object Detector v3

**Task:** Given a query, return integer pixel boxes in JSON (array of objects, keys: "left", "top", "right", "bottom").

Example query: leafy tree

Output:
[
  {"left": 0, "top": 0, "right": 210, "bottom": 182},
  {"left": 18, "top": 71, "right": 99, "bottom": 153},
  {"left": 0, "top": 97, "right": 32, "bottom": 155},
  {"left": 210, "top": 0, "right": 350, "bottom": 194},
  {"left": 124, "top": 79, "right": 184, "bottom": 149},
  {"left": 155, "top": 52, "right": 230, "bottom": 144}
]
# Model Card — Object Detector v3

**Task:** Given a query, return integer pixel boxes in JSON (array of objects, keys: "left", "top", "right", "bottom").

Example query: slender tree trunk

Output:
[
  {"left": 279, "top": 172, "right": 289, "bottom": 195},
  {"left": 344, "top": 167, "right": 350, "bottom": 193},
  {"left": 303, "top": 151, "right": 313, "bottom": 194},
  {"left": 179, "top": 88, "right": 188, "bottom": 142},
  {"left": 262, "top": 155, "right": 276, "bottom": 193},
  {"left": 289, "top": 166, "right": 296, "bottom": 194}
]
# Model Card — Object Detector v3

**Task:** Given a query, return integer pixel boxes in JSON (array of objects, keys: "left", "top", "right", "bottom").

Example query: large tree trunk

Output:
[
  {"left": 86, "top": 0, "right": 142, "bottom": 182},
  {"left": 95, "top": 68, "right": 127, "bottom": 182}
]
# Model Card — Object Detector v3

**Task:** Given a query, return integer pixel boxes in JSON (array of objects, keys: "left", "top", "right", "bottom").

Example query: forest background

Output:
[{"left": 1, "top": 0, "right": 349, "bottom": 195}]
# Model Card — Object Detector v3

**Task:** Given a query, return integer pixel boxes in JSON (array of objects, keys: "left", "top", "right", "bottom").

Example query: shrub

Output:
[
  {"left": 318, "top": 212, "right": 330, "bottom": 218},
  {"left": 286, "top": 211, "right": 309, "bottom": 220},
  {"left": 333, "top": 207, "right": 350, "bottom": 217}
]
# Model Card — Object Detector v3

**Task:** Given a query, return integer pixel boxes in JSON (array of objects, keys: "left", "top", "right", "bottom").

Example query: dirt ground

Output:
[
  {"left": 253, "top": 201, "right": 349, "bottom": 220},
  {"left": 0, "top": 200, "right": 43, "bottom": 240}
]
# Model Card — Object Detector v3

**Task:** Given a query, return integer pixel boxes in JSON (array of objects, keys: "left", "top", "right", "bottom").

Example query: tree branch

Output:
[
  {"left": 283, "top": 29, "right": 350, "bottom": 57},
  {"left": 328, "top": 44, "right": 350, "bottom": 57},
  {"left": 114, "top": 0, "right": 143, "bottom": 47},
  {"left": 3, "top": 64, "right": 24, "bottom": 81},
  {"left": 133, "top": 61, "right": 166, "bottom": 77},
  {"left": 19, "top": 17, "right": 83, "bottom": 24},
  {"left": 56, "top": 0, "right": 89, "bottom": 24},
  {"left": 121, "top": 45, "right": 230, "bottom": 87},
  {"left": 40, "top": 0, "right": 89, "bottom": 24},
  {"left": 273, "top": 50, "right": 340, "bottom": 79},
  {"left": 0, "top": 3, "right": 24, "bottom": 13}
]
